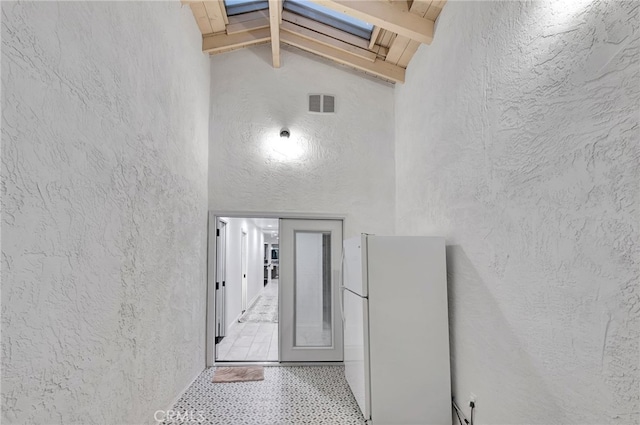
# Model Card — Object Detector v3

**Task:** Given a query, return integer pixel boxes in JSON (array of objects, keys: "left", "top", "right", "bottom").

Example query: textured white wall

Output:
[
  {"left": 1, "top": 3, "right": 210, "bottom": 424},
  {"left": 208, "top": 45, "right": 396, "bottom": 237},
  {"left": 395, "top": 1, "right": 639, "bottom": 424}
]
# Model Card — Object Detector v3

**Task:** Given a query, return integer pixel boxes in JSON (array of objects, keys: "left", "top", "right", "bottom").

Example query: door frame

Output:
[
  {"left": 206, "top": 216, "right": 228, "bottom": 363},
  {"left": 241, "top": 230, "right": 248, "bottom": 313},
  {"left": 206, "top": 211, "right": 346, "bottom": 367}
]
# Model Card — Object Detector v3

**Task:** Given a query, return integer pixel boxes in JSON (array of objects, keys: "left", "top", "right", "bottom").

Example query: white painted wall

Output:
[
  {"left": 1, "top": 3, "right": 210, "bottom": 424},
  {"left": 222, "top": 218, "right": 265, "bottom": 330},
  {"left": 247, "top": 223, "right": 265, "bottom": 307},
  {"left": 222, "top": 219, "right": 243, "bottom": 328},
  {"left": 208, "top": 45, "right": 396, "bottom": 237},
  {"left": 264, "top": 234, "right": 279, "bottom": 246},
  {"left": 395, "top": 1, "right": 639, "bottom": 423}
]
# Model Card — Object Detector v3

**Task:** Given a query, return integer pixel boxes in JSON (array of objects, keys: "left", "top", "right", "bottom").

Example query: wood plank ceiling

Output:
[{"left": 183, "top": 0, "right": 446, "bottom": 83}]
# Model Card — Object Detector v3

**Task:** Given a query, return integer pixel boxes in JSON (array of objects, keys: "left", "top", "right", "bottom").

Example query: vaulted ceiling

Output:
[{"left": 183, "top": 0, "right": 447, "bottom": 83}]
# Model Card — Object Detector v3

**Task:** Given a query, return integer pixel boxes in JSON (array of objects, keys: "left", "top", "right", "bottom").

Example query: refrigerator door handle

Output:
[
  {"left": 340, "top": 285, "right": 346, "bottom": 324},
  {"left": 339, "top": 248, "right": 346, "bottom": 324}
]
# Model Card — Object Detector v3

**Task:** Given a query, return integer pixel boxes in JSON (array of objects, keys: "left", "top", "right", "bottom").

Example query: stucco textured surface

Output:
[
  {"left": 208, "top": 45, "right": 395, "bottom": 237},
  {"left": 2, "top": 2, "right": 210, "bottom": 424},
  {"left": 395, "top": 1, "right": 639, "bottom": 423}
]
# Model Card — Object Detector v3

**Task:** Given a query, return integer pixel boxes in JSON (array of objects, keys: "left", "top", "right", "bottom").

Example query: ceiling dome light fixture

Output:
[{"left": 280, "top": 128, "right": 290, "bottom": 138}]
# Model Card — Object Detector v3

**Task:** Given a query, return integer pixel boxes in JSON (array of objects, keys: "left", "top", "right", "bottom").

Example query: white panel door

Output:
[
  {"left": 241, "top": 230, "right": 248, "bottom": 312},
  {"left": 215, "top": 220, "right": 227, "bottom": 339},
  {"left": 279, "top": 219, "right": 343, "bottom": 362}
]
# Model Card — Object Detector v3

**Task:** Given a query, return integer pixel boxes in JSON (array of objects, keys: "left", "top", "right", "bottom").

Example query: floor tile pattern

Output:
[
  {"left": 218, "top": 282, "right": 278, "bottom": 361},
  {"left": 164, "top": 366, "right": 366, "bottom": 425},
  {"left": 217, "top": 322, "right": 278, "bottom": 361}
]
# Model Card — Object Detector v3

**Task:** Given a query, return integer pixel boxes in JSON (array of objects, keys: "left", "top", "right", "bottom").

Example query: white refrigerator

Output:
[{"left": 342, "top": 235, "right": 451, "bottom": 425}]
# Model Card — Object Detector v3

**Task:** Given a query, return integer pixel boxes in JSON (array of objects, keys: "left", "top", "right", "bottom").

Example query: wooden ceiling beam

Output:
[
  {"left": 189, "top": 3, "right": 214, "bottom": 34},
  {"left": 281, "top": 21, "right": 377, "bottom": 62},
  {"left": 368, "top": 26, "right": 381, "bottom": 50},
  {"left": 281, "top": 31, "right": 405, "bottom": 83},
  {"left": 425, "top": 0, "right": 447, "bottom": 21},
  {"left": 218, "top": 0, "right": 230, "bottom": 25},
  {"left": 386, "top": 0, "right": 432, "bottom": 64},
  {"left": 282, "top": 10, "right": 369, "bottom": 50},
  {"left": 227, "top": 9, "right": 269, "bottom": 24},
  {"left": 371, "top": 44, "right": 389, "bottom": 60},
  {"left": 387, "top": 0, "right": 447, "bottom": 66},
  {"left": 203, "top": 27, "right": 271, "bottom": 54},
  {"left": 308, "top": 0, "right": 434, "bottom": 45},
  {"left": 268, "top": 0, "right": 282, "bottom": 68},
  {"left": 226, "top": 16, "right": 270, "bottom": 35},
  {"left": 202, "top": 1, "right": 227, "bottom": 33},
  {"left": 279, "top": 0, "right": 284, "bottom": 23}
]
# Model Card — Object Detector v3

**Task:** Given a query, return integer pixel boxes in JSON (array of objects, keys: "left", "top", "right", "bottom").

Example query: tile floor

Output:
[
  {"left": 163, "top": 366, "right": 366, "bottom": 424},
  {"left": 217, "top": 281, "right": 279, "bottom": 361},
  {"left": 217, "top": 321, "right": 278, "bottom": 361}
]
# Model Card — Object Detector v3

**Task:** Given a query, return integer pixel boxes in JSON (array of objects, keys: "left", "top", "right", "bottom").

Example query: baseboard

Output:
[
  {"left": 230, "top": 311, "right": 243, "bottom": 329},
  {"left": 246, "top": 292, "right": 261, "bottom": 310},
  {"left": 230, "top": 292, "right": 261, "bottom": 329},
  {"left": 224, "top": 286, "right": 269, "bottom": 335},
  {"left": 152, "top": 367, "right": 204, "bottom": 424}
]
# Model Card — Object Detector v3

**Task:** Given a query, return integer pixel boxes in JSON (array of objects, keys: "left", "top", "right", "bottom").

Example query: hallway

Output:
[
  {"left": 217, "top": 281, "right": 279, "bottom": 361},
  {"left": 3, "top": 1, "right": 637, "bottom": 424},
  {"left": 163, "top": 366, "right": 365, "bottom": 424}
]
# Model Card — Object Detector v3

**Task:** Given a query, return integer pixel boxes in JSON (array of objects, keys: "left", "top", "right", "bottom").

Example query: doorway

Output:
[
  {"left": 208, "top": 213, "right": 344, "bottom": 366},
  {"left": 241, "top": 230, "right": 248, "bottom": 313},
  {"left": 215, "top": 219, "right": 227, "bottom": 342},
  {"left": 213, "top": 217, "right": 280, "bottom": 363}
]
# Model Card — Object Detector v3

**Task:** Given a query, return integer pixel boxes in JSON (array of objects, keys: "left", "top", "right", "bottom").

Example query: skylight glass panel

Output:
[
  {"left": 224, "top": 0, "right": 269, "bottom": 16},
  {"left": 284, "top": 0, "right": 374, "bottom": 40}
]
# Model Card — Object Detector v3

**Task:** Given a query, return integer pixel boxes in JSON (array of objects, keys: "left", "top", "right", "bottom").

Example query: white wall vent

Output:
[{"left": 309, "top": 94, "right": 335, "bottom": 113}]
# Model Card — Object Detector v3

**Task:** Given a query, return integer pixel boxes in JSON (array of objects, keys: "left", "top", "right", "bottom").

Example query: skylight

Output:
[
  {"left": 283, "top": 0, "right": 374, "bottom": 40},
  {"left": 224, "top": 0, "right": 268, "bottom": 16}
]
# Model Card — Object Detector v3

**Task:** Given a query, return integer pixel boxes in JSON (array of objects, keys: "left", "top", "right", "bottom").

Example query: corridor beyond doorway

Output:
[
  {"left": 215, "top": 217, "right": 279, "bottom": 362},
  {"left": 217, "top": 280, "right": 278, "bottom": 361},
  {"left": 211, "top": 215, "right": 344, "bottom": 364}
]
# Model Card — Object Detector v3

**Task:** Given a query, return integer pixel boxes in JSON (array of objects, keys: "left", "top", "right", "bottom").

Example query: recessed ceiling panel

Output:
[{"left": 224, "top": 0, "right": 269, "bottom": 16}]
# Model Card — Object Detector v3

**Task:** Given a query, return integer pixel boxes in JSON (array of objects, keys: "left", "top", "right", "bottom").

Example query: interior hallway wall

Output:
[
  {"left": 208, "top": 45, "right": 396, "bottom": 237},
  {"left": 1, "top": 3, "right": 210, "bottom": 423},
  {"left": 394, "top": 1, "right": 639, "bottom": 423},
  {"left": 247, "top": 223, "right": 266, "bottom": 306},
  {"left": 222, "top": 218, "right": 265, "bottom": 330}
]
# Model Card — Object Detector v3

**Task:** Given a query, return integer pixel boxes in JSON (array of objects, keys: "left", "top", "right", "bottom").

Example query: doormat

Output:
[{"left": 212, "top": 366, "right": 264, "bottom": 383}]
